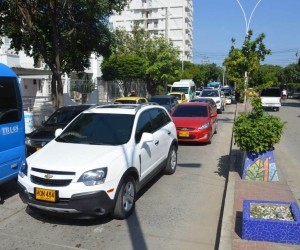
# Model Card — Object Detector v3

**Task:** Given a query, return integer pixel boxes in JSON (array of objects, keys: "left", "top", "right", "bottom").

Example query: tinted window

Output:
[
  {"left": 201, "top": 91, "right": 219, "bottom": 97},
  {"left": 148, "top": 108, "right": 166, "bottom": 131},
  {"left": 116, "top": 100, "right": 136, "bottom": 104},
  {"left": 149, "top": 98, "right": 170, "bottom": 105},
  {"left": 56, "top": 113, "right": 134, "bottom": 145},
  {"left": 0, "top": 77, "right": 22, "bottom": 125},
  {"left": 135, "top": 112, "right": 152, "bottom": 143},
  {"left": 172, "top": 105, "right": 208, "bottom": 117},
  {"left": 46, "top": 108, "right": 88, "bottom": 126},
  {"left": 260, "top": 88, "right": 281, "bottom": 97}
]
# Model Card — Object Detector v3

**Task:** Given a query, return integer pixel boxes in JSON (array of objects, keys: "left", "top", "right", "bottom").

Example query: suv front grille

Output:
[
  {"left": 31, "top": 175, "right": 72, "bottom": 187},
  {"left": 31, "top": 168, "right": 75, "bottom": 175}
]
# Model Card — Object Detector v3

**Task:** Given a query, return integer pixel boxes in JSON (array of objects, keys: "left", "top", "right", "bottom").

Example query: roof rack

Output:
[{"left": 93, "top": 102, "right": 159, "bottom": 112}]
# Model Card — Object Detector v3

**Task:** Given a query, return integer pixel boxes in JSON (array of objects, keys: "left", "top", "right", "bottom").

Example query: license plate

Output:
[
  {"left": 179, "top": 131, "right": 189, "bottom": 137},
  {"left": 35, "top": 188, "right": 57, "bottom": 202}
]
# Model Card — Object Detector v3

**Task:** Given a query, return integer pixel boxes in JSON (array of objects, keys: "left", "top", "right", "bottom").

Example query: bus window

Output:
[{"left": 0, "top": 63, "right": 26, "bottom": 185}]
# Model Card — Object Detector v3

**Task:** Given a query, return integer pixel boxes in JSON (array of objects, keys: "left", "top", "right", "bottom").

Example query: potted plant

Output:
[
  {"left": 233, "top": 96, "right": 286, "bottom": 181},
  {"left": 243, "top": 200, "right": 300, "bottom": 244}
]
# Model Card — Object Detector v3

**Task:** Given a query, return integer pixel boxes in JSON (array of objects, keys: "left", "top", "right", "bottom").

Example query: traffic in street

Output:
[{"left": 0, "top": 101, "right": 236, "bottom": 250}]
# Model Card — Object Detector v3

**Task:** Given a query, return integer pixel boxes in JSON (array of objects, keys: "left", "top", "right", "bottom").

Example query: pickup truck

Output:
[{"left": 260, "top": 87, "right": 281, "bottom": 111}]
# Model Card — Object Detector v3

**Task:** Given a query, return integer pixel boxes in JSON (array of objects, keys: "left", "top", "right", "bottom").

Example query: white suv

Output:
[
  {"left": 200, "top": 89, "right": 225, "bottom": 114},
  {"left": 18, "top": 103, "right": 178, "bottom": 219}
]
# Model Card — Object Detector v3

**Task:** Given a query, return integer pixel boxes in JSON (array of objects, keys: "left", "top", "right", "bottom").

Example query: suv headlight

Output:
[
  {"left": 25, "top": 137, "right": 32, "bottom": 146},
  {"left": 78, "top": 168, "right": 107, "bottom": 186},
  {"left": 19, "top": 161, "right": 28, "bottom": 178},
  {"left": 198, "top": 122, "right": 209, "bottom": 130}
]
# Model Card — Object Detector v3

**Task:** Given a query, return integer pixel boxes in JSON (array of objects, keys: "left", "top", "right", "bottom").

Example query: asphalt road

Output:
[{"left": 0, "top": 103, "right": 236, "bottom": 250}]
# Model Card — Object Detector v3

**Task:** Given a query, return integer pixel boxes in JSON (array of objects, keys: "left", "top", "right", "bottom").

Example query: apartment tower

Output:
[{"left": 109, "top": 0, "right": 193, "bottom": 62}]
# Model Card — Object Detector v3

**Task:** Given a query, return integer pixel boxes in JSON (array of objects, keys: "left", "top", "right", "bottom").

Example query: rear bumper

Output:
[
  {"left": 262, "top": 104, "right": 281, "bottom": 107},
  {"left": 177, "top": 129, "right": 211, "bottom": 142}
]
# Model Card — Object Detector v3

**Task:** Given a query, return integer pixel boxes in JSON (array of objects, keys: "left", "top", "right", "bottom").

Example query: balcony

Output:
[
  {"left": 185, "top": 0, "right": 193, "bottom": 12},
  {"left": 0, "top": 49, "right": 20, "bottom": 67}
]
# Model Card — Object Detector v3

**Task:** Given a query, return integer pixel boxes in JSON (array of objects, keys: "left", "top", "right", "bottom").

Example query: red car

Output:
[{"left": 171, "top": 102, "right": 218, "bottom": 144}]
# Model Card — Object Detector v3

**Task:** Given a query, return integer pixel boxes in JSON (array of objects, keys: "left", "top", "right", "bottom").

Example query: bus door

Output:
[{"left": 0, "top": 68, "right": 26, "bottom": 184}]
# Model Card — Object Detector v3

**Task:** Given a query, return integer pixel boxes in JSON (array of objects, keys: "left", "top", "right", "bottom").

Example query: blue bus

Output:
[{"left": 0, "top": 63, "right": 26, "bottom": 185}]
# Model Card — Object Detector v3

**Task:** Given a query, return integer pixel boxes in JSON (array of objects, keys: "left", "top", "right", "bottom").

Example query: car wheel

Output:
[
  {"left": 214, "top": 123, "right": 218, "bottom": 134},
  {"left": 222, "top": 105, "right": 225, "bottom": 111},
  {"left": 218, "top": 108, "right": 222, "bottom": 114},
  {"left": 277, "top": 108, "right": 280, "bottom": 111},
  {"left": 163, "top": 145, "right": 177, "bottom": 175},
  {"left": 111, "top": 175, "right": 136, "bottom": 219}
]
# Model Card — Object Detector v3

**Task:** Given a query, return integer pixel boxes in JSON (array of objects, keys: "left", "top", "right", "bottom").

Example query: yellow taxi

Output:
[
  {"left": 114, "top": 96, "right": 148, "bottom": 104},
  {"left": 168, "top": 92, "right": 188, "bottom": 104},
  {"left": 246, "top": 88, "right": 257, "bottom": 97}
]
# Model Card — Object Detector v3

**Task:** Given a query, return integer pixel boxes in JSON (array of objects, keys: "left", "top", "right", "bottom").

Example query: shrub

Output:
[{"left": 233, "top": 97, "right": 286, "bottom": 153}]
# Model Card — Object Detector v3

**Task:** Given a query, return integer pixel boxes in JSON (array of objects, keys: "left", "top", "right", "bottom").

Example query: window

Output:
[
  {"left": 154, "top": 20, "right": 158, "bottom": 28},
  {"left": 0, "top": 77, "right": 22, "bottom": 125},
  {"left": 135, "top": 112, "right": 152, "bottom": 143},
  {"left": 148, "top": 108, "right": 166, "bottom": 131}
]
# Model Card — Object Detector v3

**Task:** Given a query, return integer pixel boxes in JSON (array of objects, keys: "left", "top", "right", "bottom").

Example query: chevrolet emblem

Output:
[{"left": 44, "top": 174, "right": 53, "bottom": 179}]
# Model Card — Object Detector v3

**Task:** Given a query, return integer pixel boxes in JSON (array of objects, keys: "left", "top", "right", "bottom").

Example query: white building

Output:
[
  {"left": 109, "top": 0, "right": 193, "bottom": 61},
  {"left": 0, "top": 36, "right": 103, "bottom": 107}
]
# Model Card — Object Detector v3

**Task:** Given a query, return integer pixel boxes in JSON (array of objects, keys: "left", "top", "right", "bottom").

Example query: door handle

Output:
[
  {"left": 155, "top": 140, "right": 159, "bottom": 146},
  {"left": 167, "top": 131, "right": 171, "bottom": 135}
]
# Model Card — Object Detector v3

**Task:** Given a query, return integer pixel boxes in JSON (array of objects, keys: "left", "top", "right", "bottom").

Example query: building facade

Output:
[{"left": 109, "top": 0, "right": 193, "bottom": 61}]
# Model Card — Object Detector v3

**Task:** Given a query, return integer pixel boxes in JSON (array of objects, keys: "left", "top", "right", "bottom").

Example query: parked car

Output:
[
  {"left": 224, "top": 92, "right": 232, "bottom": 104},
  {"left": 18, "top": 103, "right": 178, "bottom": 219},
  {"left": 168, "top": 91, "right": 188, "bottom": 104},
  {"left": 200, "top": 89, "right": 225, "bottom": 114},
  {"left": 190, "top": 97, "right": 217, "bottom": 113},
  {"left": 195, "top": 91, "right": 201, "bottom": 98},
  {"left": 149, "top": 95, "right": 178, "bottom": 114},
  {"left": 246, "top": 88, "right": 257, "bottom": 97},
  {"left": 172, "top": 102, "right": 218, "bottom": 144},
  {"left": 114, "top": 96, "right": 148, "bottom": 104},
  {"left": 25, "top": 104, "right": 94, "bottom": 156}
]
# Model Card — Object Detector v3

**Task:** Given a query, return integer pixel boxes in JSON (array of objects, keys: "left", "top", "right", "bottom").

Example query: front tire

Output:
[
  {"left": 111, "top": 175, "right": 136, "bottom": 219},
  {"left": 218, "top": 108, "right": 222, "bottom": 114},
  {"left": 163, "top": 145, "right": 177, "bottom": 175}
]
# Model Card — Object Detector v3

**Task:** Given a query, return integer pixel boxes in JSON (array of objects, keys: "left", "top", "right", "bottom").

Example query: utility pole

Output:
[
  {"left": 165, "top": 7, "right": 168, "bottom": 42},
  {"left": 202, "top": 56, "right": 209, "bottom": 64},
  {"left": 296, "top": 50, "right": 299, "bottom": 64}
]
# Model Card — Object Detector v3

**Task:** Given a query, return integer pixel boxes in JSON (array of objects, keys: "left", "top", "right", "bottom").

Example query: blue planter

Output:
[
  {"left": 243, "top": 200, "right": 300, "bottom": 244},
  {"left": 242, "top": 151, "right": 278, "bottom": 181}
]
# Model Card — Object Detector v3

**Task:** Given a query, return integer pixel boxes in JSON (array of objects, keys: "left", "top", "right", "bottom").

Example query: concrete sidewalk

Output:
[{"left": 219, "top": 101, "right": 300, "bottom": 250}]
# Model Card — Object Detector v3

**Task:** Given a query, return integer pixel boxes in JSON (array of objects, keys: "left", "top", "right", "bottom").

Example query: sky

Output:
[{"left": 192, "top": 0, "right": 300, "bottom": 67}]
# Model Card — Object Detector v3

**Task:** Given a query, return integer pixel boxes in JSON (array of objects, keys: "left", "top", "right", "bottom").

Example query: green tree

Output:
[
  {"left": 181, "top": 61, "right": 202, "bottom": 86},
  {"left": 101, "top": 53, "right": 148, "bottom": 96},
  {"left": 223, "top": 30, "right": 271, "bottom": 102},
  {"left": 111, "top": 24, "right": 181, "bottom": 96},
  {"left": 0, "top": 0, "right": 129, "bottom": 111},
  {"left": 282, "top": 64, "right": 300, "bottom": 84},
  {"left": 251, "top": 64, "right": 283, "bottom": 86}
]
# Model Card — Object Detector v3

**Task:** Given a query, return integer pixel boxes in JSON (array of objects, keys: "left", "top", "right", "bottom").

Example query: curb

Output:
[{"left": 218, "top": 102, "right": 238, "bottom": 250}]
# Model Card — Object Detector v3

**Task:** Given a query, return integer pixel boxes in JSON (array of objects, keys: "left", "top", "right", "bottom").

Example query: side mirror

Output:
[
  {"left": 211, "top": 112, "right": 217, "bottom": 118},
  {"left": 55, "top": 128, "right": 63, "bottom": 137},
  {"left": 139, "top": 132, "right": 154, "bottom": 149}
]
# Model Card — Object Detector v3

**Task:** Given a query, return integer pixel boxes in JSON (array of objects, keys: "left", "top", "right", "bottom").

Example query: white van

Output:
[{"left": 171, "top": 79, "right": 196, "bottom": 101}]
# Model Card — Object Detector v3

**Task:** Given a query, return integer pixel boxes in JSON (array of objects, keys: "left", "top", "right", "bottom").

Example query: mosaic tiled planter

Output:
[
  {"left": 242, "top": 151, "right": 278, "bottom": 181},
  {"left": 243, "top": 200, "right": 300, "bottom": 244}
]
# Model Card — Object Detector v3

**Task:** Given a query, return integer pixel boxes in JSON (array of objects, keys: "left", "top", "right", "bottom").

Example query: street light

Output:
[{"left": 235, "top": 0, "right": 263, "bottom": 107}]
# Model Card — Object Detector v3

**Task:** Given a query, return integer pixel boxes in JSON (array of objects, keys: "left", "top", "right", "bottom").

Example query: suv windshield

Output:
[
  {"left": 56, "top": 113, "right": 134, "bottom": 145},
  {"left": 46, "top": 108, "right": 88, "bottom": 126},
  {"left": 172, "top": 105, "right": 208, "bottom": 117},
  {"left": 201, "top": 91, "right": 219, "bottom": 97}
]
